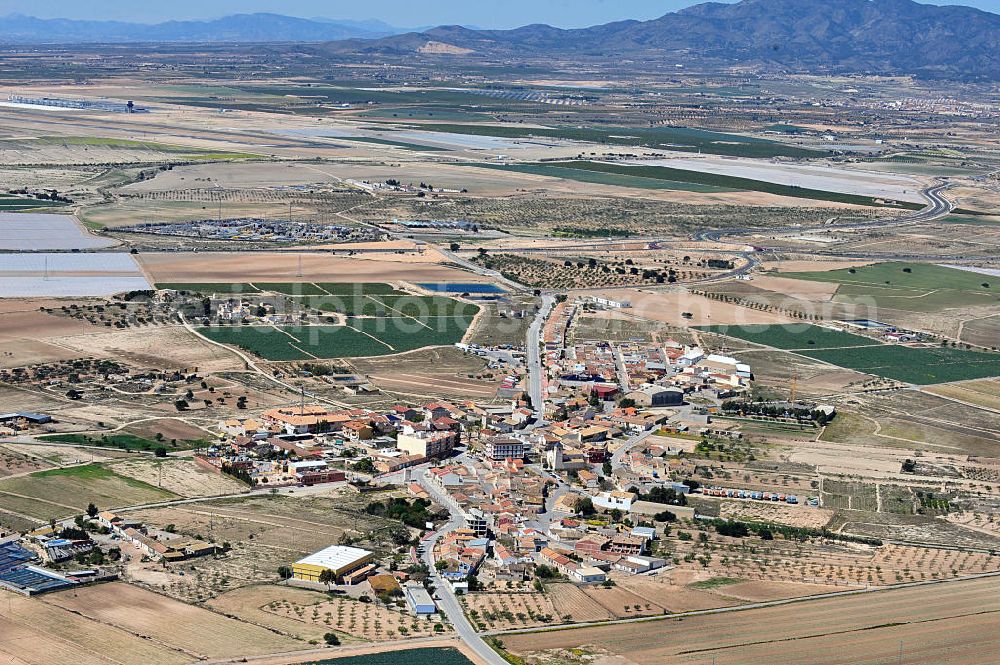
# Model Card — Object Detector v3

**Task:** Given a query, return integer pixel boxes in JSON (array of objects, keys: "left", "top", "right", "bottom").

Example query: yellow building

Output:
[{"left": 292, "top": 545, "right": 374, "bottom": 583}]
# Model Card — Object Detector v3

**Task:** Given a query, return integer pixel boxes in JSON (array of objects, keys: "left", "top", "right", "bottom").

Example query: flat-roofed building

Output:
[
  {"left": 292, "top": 545, "right": 374, "bottom": 584},
  {"left": 484, "top": 435, "right": 529, "bottom": 461},
  {"left": 396, "top": 429, "right": 457, "bottom": 459},
  {"left": 404, "top": 583, "right": 437, "bottom": 614}
]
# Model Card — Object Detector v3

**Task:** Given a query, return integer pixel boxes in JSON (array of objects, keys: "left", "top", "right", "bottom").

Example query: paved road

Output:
[
  {"left": 526, "top": 294, "right": 555, "bottom": 421},
  {"left": 415, "top": 467, "right": 508, "bottom": 665},
  {"left": 609, "top": 428, "right": 657, "bottom": 467},
  {"left": 693, "top": 182, "right": 955, "bottom": 243}
]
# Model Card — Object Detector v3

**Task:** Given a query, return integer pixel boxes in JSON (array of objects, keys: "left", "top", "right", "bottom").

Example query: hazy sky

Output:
[{"left": 0, "top": 0, "right": 997, "bottom": 28}]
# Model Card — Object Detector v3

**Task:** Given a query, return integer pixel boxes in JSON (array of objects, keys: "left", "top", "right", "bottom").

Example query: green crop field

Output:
[
  {"left": 696, "top": 324, "right": 879, "bottom": 350},
  {"left": 304, "top": 294, "right": 477, "bottom": 317},
  {"left": 156, "top": 282, "right": 261, "bottom": 293},
  {"left": 800, "top": 346, "right": 1000, "bottom": 385},
  {"left": 0, "top": 464, "right": 175, "bottom": 520},
  {"left": 407, "top": 123, "right": 820, "bottom": 159},
  {"left": 469, "top": 163, "right": 732, "bottom": 192},
  {"left": 38, "top": 433, "right": 203, "bottom": 452},
  {"left": 781, "top": 262, "right": 1000, "bottom": 312},
  {"left": 253, "top": 282, "right": 331, "bottom": 296},
  {"left": 527, "top": 161, "right": 924, "bottom": 209},
  {"left": 0, "top": 195, "right": 68, "bottom": 210},
  {"left": 156, "top": 282, "right": 404, "bottom": 296},
  {"left": 314, "top": 283, "right": 402, "bottom": 295},
  {"left": 197, "top": 314, "right": 475, "bottom": 360}
]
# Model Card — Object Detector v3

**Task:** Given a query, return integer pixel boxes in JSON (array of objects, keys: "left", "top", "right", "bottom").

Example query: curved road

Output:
[{"left": 692, "top": 182, "right": 955, "bottom": 243}]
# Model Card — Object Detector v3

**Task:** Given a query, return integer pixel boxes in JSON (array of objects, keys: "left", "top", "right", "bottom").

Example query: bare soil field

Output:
[
  {"left": 580, "top": 584, "right": 665, "bottom": 618},
  {"left": 547, "top": 583, "right": 615, "bottom": 622},
  {"left": 121, "top": 417, "right": 211, "bottom": 443},
  {"left": 0, "top": 591, "right": 192, "bottom": 665},
  {"left": 719, "top": 501, "right": 834, "bottom": 529},
  {"left": 766, "top": 259, "right": 879, "bottom": 273},
  {"left": 924, "top": 380, "right": 1000, "bottom": 411},
  {"left": 0, "top": 444, "right": 51, "bottom": 477},
  {"left": 590, "top": 288, "right": 793, "bottom": 326},
  {"left": 749, "top": 275, "right": 840, "bottom": 300},
  {"left": 349, "top": 347, "right": 497, "bottom": 401},
  {"left": 0, "top": 309, "right": 101, "bottom": 367},
  {"left": 108, "top": 457, "right": 247, "bottom": 498},
  {"left": 502, "top": 576, "right": 1000, "bottom": 665},
  {"left": 959, "top": 314, "right": 1000, "bottom": 348},
  {"left": 44, "top": 582, "right": 305, "bottom": 659},
  {"left": 138, "top": 252, "right": 474, "bottom": 283},
  {"left": 705, "top": 579, "right": 837, "bottom": 602},
  {"left": 53, "top": 325, "right": 243, "bottom": 373},
  {"left": 615, "top": 576, "right": 737, "bottom": 613}
]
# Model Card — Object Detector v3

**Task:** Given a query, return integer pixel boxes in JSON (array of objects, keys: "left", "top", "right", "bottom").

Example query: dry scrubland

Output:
[
  {"left": 124, "top": 492, "right": 403, "bottom": 603},
  {"left": 501, "top": 576, "right": 1000, "bottom": 665},
  {"left": 355, "top": 193, "right": 850, "bottom": 236},
  {"left": 108, "top": 457, "right": 247, "bottom": 497}
]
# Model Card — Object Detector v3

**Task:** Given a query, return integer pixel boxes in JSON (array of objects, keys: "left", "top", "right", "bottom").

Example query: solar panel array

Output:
[{"left": 0, "top": 542, "right": 74, "bottom": 593}]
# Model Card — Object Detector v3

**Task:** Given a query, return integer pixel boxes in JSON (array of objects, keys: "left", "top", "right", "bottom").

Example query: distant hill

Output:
[
  {"left": 0, "top": 13, "right": 407, "bottom": 43},
  {"left": 318, "top": 0, "right": 1000, "bottom": 80}
]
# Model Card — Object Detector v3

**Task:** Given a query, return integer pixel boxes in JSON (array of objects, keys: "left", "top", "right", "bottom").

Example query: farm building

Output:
[
  {"left": 404, "top": 584, "right": 437, "bottom": 614},
  {"left": 625, "top": 385, "right": 684, "bottom": 407},
  {"left": 292, "top": 545, "right": 374, "bottom": 584}
]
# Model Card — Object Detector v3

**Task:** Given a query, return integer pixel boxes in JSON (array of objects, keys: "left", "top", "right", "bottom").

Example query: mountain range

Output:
[
  {"left": 318, "top": 0, "right": 1000, "bottom": 80},
  {"left": 1, "top": 0, "right": 998, "bottom": 80},
  {"left": 0, "top": 13, "right": 410, "bottom": 43}
]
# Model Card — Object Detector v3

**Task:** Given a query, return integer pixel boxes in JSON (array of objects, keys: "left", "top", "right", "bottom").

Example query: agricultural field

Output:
[
  {"left": 43, "top": 582, "right": 304, "bottom": 660},
  {"left": 546, "top": 583, "right": 615, "bottom": 623},
  {"left": 206, "top": 585, "right": 336, "bottom": 642},
  {"left": 781, "top": 262, "right": 1000, "bottom": 312},
  {"left": 0, "top": 445, "right": 50, "bottom": 477},
  {"left": 463, "top": 588, "right": 558, "bottom": 630},
  {"left": 108, "top": 457, "right": 248, "bottom": 498},
  {"left": 37, "top": 432, "right": 204, "bottom": 453},
  {"left": 510, "top": 161, "right": 922, "bottom": 208},
  {"left": 702, "top": 323, "right": 1000, "bottom": 383},
  {"left": 350, "top": 347, "right": 499, "bottom": 401},
  {"left": 0, "top": 591, "right": 193, "bottom": 665},
  {"left": 696, "top": 323, "right": 878, "bottom": 350},
  {"left": 500, "top": 576, "right": 1000, "bottom": 665},
  {"left": 0, "top": 464, "right": 174, "bottom": 523},
  {"left": 408, "top": 123, "right": 822, "bottom": 158},
  {"left": 0, "top": 194, "right": 68, "bottom": 210},
  {"left": 265, "top": 594, "right": 446, "bottom": 641},
  {"left": 800, "top": 345, "right": 1000, "bottom": 384},
  {"left": 197, "top": 315, "right": 475, "bottom": 361},
  {"left": 924, "top": 379, "right": 1000, "bottom": 410},
  {"left": 471, "top": 162, "right": 733, "bottom": 192}
]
